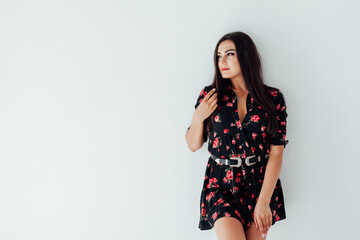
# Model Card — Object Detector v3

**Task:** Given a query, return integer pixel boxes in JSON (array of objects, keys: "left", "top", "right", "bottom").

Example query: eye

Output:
[{"left": 227, "top": 53, "right": 234, "bottom": 56}]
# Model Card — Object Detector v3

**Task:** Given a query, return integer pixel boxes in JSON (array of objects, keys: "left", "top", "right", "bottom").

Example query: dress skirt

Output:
[{"left": 198, "top": 155, "right": 286, "bottom": 230}]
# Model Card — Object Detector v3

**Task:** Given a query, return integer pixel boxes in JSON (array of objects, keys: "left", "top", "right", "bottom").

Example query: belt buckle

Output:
[
  {"left": 229, "top": 156, "right": 242, "bottom": 167},
  {"left": 245, "top": 155, "right": 257, "bottom": 166}
]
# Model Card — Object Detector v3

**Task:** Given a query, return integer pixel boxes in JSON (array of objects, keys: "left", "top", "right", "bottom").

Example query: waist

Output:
[{"left": 210, "top": 153, "right": 270, "bottom": 167}]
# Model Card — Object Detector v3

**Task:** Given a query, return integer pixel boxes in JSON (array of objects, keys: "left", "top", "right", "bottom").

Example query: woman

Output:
[{"left": 185, "top": 31, "right": 289, "bottom": 240}]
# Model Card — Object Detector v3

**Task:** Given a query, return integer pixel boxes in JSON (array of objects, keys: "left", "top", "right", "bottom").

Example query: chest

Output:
[{"left": 211, "top": 91, "right": 268, "bottom": 135}]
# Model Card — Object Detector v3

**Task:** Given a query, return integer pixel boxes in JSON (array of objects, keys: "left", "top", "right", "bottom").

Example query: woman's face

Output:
[{"left": 217, "top": 40, "right": 242, "bottom": 79}]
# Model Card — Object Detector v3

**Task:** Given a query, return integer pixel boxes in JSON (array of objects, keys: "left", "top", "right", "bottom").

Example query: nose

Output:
[{"left": 219, "top": 57, "right": 227, "bottom": 67}]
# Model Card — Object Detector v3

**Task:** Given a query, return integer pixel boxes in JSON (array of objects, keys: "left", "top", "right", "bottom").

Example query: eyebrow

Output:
[{"left": 217, "top": 49, "right": 236, "bottom": 54}]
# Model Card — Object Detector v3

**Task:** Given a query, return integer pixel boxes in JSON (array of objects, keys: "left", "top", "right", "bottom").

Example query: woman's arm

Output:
[
  {"left": 185, "top": 88, "right": 218, "bottom": 152},
  {"left": 257, "top": 145, "right": 284, "bottom": 203},
  {"left": 185, "top": 117, "right": 206, "bottom": 152}
]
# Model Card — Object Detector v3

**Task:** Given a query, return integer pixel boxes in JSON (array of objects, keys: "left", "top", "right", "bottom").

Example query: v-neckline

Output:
[{"left": 230, "top": 88, "right": 251, "bottom": 126}]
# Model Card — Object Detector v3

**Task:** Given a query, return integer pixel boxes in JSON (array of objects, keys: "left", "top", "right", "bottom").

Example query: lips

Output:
[{"left": 222, "top": 68, "right": 230, "bottom": 71}]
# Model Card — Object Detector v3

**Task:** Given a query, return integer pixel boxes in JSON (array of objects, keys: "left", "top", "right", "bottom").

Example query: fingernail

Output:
[{"left": 262, "top": 233, "right": 265, "bottom": 238}]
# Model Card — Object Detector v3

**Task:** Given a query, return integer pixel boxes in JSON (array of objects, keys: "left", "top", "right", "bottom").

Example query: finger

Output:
[
  {"left": 207, "top": 91, "right": 218, "bottom": 103},
  {"left": 268, "top": 217, "right": 272, "bottom": 231},
  {"left": 257, "top": 218, "right": 265, "bottom": 233},
  {"left": 261, "top": 218, "right": 267, "bottom": 234},
  {"left": 204, "top": 88, "right": 216, "bottom": 100},
  {"left": 264, "top": 220, "right": 269, "bottom": 231},
  {"left": 254, "top": 218, "right": 258, "bottom": 229},
  {"left": 210, "top": 99, "right": 218, "bottom": 107}
]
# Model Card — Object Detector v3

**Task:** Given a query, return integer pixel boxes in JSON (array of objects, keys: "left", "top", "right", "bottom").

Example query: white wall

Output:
[{"left": 0, "top": 0, "right": 359, "bottom": 239}]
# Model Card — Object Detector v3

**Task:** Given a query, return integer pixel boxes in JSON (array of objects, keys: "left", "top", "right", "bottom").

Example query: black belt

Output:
[{"left": 210, "top": 153, "right": 270, "bottom": 167}]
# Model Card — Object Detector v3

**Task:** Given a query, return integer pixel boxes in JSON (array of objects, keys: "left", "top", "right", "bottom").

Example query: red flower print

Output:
[
  {"left": 252, "top": 133, "right": 257, "bottom": 139},
  {"left": 240, "top": 197, "right": 244, "bottom": 204},
  {"left": 212, "top": 212, "right": 218, "bottom": 219},
  {"left": 227, "top": 102, "right": 233, "bottom": 107},
  {"left": 281, "top": 121, "right": 286, "bottom": 125},
  {"left": 232, "top": 139, "right": 236, "bottom": 144},
  {"left": 245, "top": 142, "right": 249, "bottom": 147},
  {"left": 213, "top": 138, "right": 219, "bottom": 148},
  {"left": 235, "top": 120, "right": 241, "bottom": 128},
  {"left": 214, "top": 116, "right": 220, "bottom": 122},
  {"left": 276, "top": 196, "right": 279, "bottom": 201},
  {"left": 201, "top": 208, "right": 206, "bottom": 216},
  {"left": 206, "top": 191, "right": 215, "bottom": 201},
  {"left": 224, "top": 203, "right": 230, "bottom": 207},
  {"left": 251, "top": 193, "right": 254, "bottom": 198},
  {"left": 201, "top": 202, "right": 205, "bottom": 207},
  {"left": 275, "top": 214, "right": 280, "bottom": 221},
  {"left": 235, "top": 210, "right": 241, "bottom": 217},
  {"left": 273, "top": 210, "right": 276, "bottom": 216},
  {"left": 225, "top": 212, "right": 231, "bottom": 217},
  {"left": 251, "top": 115, "right": 260, "bottom": 122},
  {"left": 281, "top": 106, "right": 286, "bottom": 111},
  {"left": 223, "top": 129, "right": 229, "bottom": 134},
  {"left": 226, "top": 170, "right": 233, "bottom": 180},
  {"left": 276, "top": 103, "right": 280, "bottom": 110},
  {"left": 214, "top": 198, "right": 224, "bottom": 206},
  {"left": 223, "top": 95, "right": 229, "bottom": 101},
  {"left": 251, "top": 147, "right": 256, "bottom": 153},
  {"left": 235, "top": 177, "right": 241, "bottom": 183},
  {"left": 209, "top": 178, "right": 218, "bottom": 183},
  {"left": 223, "top": 177, "right": 228, "bottom": 183},
  {"left": 233, "top": 186, "right": 238, "bottom": 192},
  {"left": 270, "top": 90, "right": 278, "bottom": 97},
  {"left": 248, "top": 205, "right": 252, "bottom": 210},
  {"left": 259, "top": 144, "right": 263, "bottom": 150},
  {"left": 261, "top": 126, "right": 266, "bottom": 131}
]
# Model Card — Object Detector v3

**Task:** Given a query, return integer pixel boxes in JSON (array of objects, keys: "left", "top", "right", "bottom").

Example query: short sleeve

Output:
[
  {"left": 186, "top": 87, "right": 209, "bottom": 142},
  {"left": 194, "top": 87, "right": 208, "bottom": 109},
  {"left": 268, "top": 89, "right": 289, "bottom": 148}
]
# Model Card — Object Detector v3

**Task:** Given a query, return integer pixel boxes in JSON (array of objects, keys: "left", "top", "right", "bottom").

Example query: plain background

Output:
[{"left": 1, "top": 0, "right": 359, "bottom": 239}]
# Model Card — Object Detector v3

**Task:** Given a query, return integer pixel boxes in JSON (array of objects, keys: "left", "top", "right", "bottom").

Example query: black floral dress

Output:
[{"left": 187, "top": 84, "right": 289, "bottom": 231}]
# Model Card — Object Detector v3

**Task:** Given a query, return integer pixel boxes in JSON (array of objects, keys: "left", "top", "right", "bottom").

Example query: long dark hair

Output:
[{"left": 204, "top": 31, "right": 282, "bottom": 139}]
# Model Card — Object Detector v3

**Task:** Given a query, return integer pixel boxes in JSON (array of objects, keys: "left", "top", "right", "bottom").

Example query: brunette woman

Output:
[{"left": 185, "top": 31, "right": 289, "bottom": 240}]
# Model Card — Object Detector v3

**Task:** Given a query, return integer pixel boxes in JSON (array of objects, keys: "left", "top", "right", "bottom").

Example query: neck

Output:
[{"left": 230, "top": 75, "right": 247, "bottom": 92}]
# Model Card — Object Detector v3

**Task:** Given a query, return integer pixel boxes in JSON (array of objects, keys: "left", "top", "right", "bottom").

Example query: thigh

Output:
[
  {"left": 245, "top": 222, "right": 268, "bottom": 240},
  {"left": 214, "top": 216, "right": 246, "bottom": 240}
]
